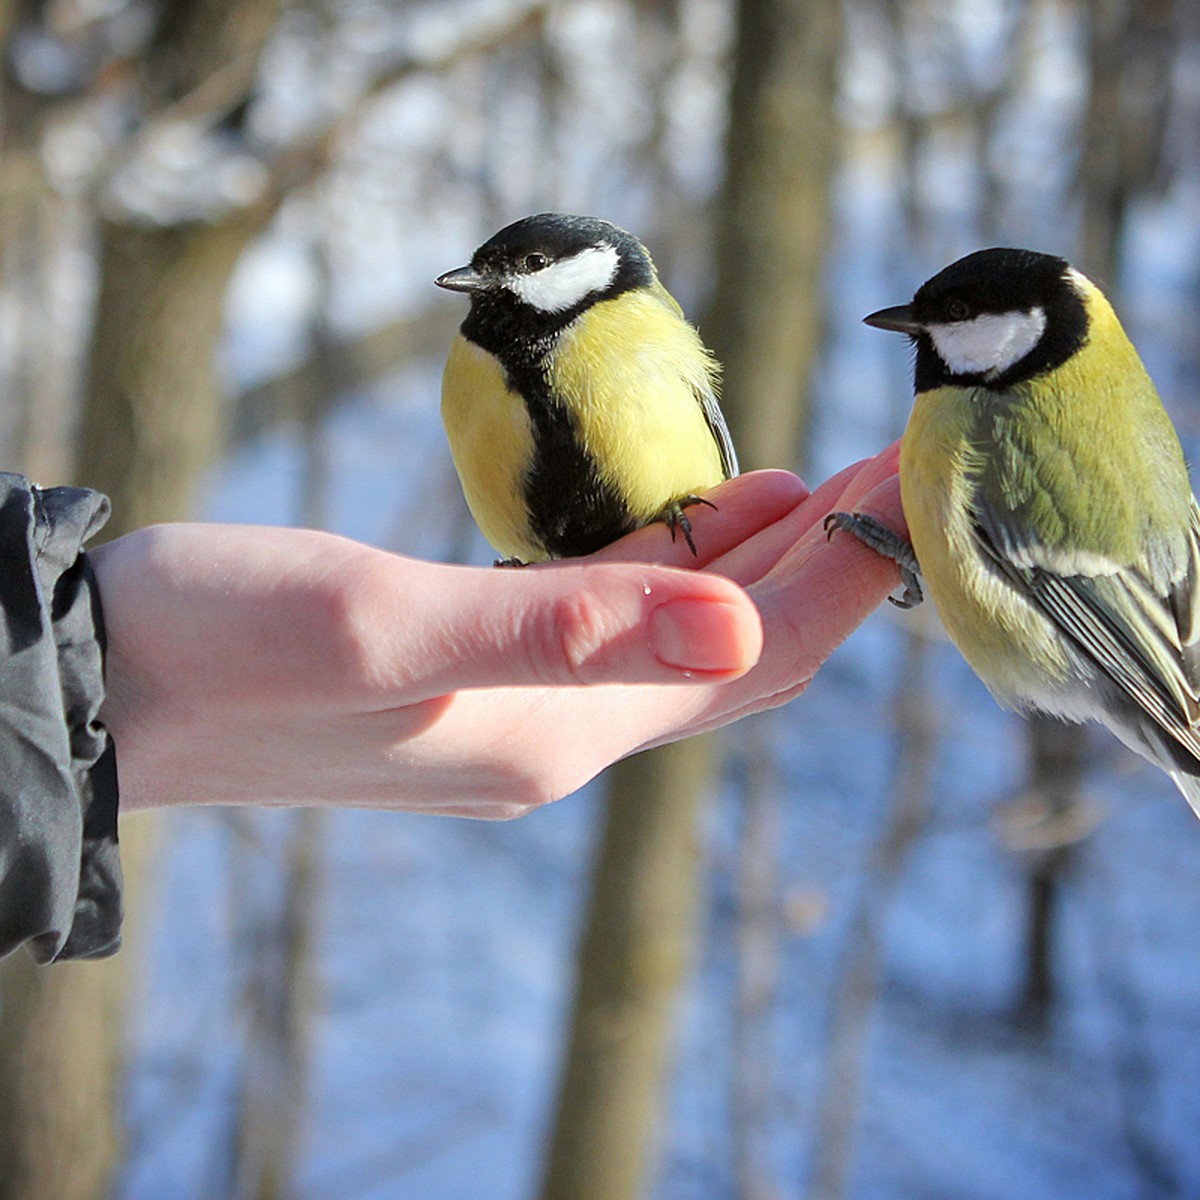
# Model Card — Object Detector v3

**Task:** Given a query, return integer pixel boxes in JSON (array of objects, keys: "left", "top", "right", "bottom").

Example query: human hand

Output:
[
  {"left": 588, "top": 437, "right": 906, "bottom": 745},
  {"left": 92, "top": 441, "right": 903, "bottom": 817}
]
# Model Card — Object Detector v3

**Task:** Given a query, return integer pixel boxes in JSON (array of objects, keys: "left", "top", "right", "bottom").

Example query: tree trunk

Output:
[
  {"left": 0, "top": 957, "right": 124, "bottom": 1200},
  {"left": 706, "top": 2, "right": 842, "bottom": 1196},
  {"left": 78, "top": 208, "right": 275, "bottom": 529},
  {"left": 1015, "top": 720, "right": 1087, "bottom": 1021},
  {"left": 225, "top": 236, "right": 337, "bottom": 1200},
  {"left": 538, "top": 738, "right": 716, "bottom": 1200},
  {"left": 0, "top": 5, "right": 298, "bottom": 1199},
  {"left": 0, "top": 198, "right": 280, "bottom": 1200},
  {"left": 806, "top": 618, "right": 937, "bottom": 1200},
  {"left": 229, "top": 810, "right": 322, "bottom": 1200},
  {"left": 539, "top": 3, "right": 843, "bottom": 1196},
  {"left": 705, "top": 0, "right": 842, "bottom": 471}
]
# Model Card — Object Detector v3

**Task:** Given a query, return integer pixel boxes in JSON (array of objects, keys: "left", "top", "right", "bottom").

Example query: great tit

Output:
[
  {"left": 435, "top": 213, "right": 738, "bottom": 563},
  {"left": 831, "top": 247, "right": 1200, "bottom": 815}
]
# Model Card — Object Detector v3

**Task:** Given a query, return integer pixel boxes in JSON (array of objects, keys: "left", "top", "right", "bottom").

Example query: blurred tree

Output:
[
  {"left": 78, "top": 0, "right": 287, "bottom": 526},
  {"left": 703, "top": 3, "right": 841, "bottom": 1197},
  {"left": 0, "top": 4, "right": 286, "bottom": 1198},
  {"left": 227, "top": 809, "right": 321, "bottom": 1200},
  {"left": 1077, "top": 0, "right": 1172, "bottom": 285},
  {"left": 538, "top": 738, "right": 718, "bottom": 1200},
  {"left": 707, "top": 0, "right": 841, "bottom": 467},
  {"left": 0, "top": 953, "right": 124, "bottom": 1200},
  {"left": 78, "top": 200, "right": 280, "bottom": 528},
  {"left": 539, "top": 2, "right": 842, "bottom": 1198},
  {"left": 0, "top": 0, "right": 87, "bottom": 483},
  {"left": 806, "top": 614, "right": 937, "bottom": 1200}
]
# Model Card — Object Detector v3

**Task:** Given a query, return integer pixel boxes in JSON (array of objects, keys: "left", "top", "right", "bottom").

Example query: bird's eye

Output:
[
  {"left": 945, "top": 298, "right": 971, "bottom": 322},
  {"left": 524, "top": 252, "right": 548, "bottom": 272}
]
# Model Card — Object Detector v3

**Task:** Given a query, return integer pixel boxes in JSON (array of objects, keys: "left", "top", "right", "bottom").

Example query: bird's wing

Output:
[
  {"left": 695, "top": 379, "right": 739, "bottom": 479},
  {"left": 646, "top": 275, "right": 739, "bottom": 479},
  {"left": 971, "top": 495, "right": 1200, "bottom": 759},
  {"left": 1169, "top": 495, "right": 1200, "bottom": 686}
]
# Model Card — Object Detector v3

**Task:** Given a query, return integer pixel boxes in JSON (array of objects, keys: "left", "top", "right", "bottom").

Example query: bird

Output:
[
  {"left": 829, "top": 247, "right": 1200, "bottom": 815},
  {"left": 435, "top": 213, "right": 737, "bottom": 564}
]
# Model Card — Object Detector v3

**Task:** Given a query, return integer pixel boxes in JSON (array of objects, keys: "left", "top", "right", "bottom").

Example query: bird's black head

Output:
[
  {"left": 435, "top": 213, "right": 655, "bottom": 357},
  {"left": 864, "top": 248, "right": 1090, "bottom": 392}
]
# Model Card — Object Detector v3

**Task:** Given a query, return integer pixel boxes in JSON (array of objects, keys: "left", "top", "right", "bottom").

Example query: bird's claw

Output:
[
  {"left": 662, "top": 495, "right": 717, "bottom": 557},
  {"left": 824, "top": 511, "right": 924, "bottom": 609}
]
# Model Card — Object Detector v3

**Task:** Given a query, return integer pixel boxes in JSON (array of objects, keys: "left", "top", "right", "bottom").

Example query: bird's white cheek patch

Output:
[
  {"left": 928, "top": 307, "right": 1047, "bottom": 378},
  {"left": 506, "top": 244, "right": 620, "bottom": 313}
]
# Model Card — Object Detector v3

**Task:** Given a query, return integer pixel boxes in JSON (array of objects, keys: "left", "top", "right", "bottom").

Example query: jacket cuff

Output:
[{"left": 0, "top": 473, "right": 122, "bottom": 963}]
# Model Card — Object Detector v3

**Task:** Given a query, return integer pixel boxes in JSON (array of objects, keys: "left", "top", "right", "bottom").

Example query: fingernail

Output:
[{"left": 649, "top": 598, "right": 751, "bottom": 673}]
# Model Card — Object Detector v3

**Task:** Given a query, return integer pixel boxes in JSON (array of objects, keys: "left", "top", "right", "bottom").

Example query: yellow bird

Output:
[
  {"left": 833, "top": 248, "right": 1200, "bottom": 815},
  {"left": 436, "top": 213, "right": 737, "bottom": 563}
]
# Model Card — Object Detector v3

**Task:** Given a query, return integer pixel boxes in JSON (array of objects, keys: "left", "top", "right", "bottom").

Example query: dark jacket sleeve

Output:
[{"left": 0, "top": 473, "right": 122, "bottom": 963}]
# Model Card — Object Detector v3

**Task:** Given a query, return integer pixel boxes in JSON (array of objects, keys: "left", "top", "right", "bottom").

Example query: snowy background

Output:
[{"left": 13, "top": 1, "right": 1198, "bottom": 1197}]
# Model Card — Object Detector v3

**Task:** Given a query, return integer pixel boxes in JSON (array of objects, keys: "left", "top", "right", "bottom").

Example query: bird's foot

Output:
[
  {"left": 823, "top": 511, "right": 924, "bottom": 609},
  {"left": 660, "top": 495, "right": 717, "bottom": 557},
  {"left": 493, "top": 556, "right": 528, "bottom": 568}
]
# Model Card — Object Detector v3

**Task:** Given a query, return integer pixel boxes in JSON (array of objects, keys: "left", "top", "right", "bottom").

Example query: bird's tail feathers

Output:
[
  {"left": 1169, "top": 770, "right": 1200, "bottom": 821},
  {"left": 1107, "top": 712, "right": 1200, "bottom": 820}
]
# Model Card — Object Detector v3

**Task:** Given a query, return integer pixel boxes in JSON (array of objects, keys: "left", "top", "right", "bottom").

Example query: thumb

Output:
[{"left": 390, "top": 559, "right": 764, "bottom": 700}]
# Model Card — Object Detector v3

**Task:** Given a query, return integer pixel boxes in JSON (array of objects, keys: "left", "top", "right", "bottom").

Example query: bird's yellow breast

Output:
[
  {"left": 441, "top": 285, "right": 728, "bottom": 562},
  {"left": 899, "top": 274, "right": 1200, "bottom": 710},
  {"left": 900, "top": 386, "right": 1076, "bottom": 701},
  {"left": 547, "top": 288, "right": 727, "bottom": 522},
  {"left": 441, "top": 333, "right": 544, "bottom": 562}
]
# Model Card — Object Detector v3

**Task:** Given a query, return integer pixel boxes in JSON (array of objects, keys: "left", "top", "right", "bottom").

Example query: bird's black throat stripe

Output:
[
  {"left": 520, "top": 373, "right": 636, "bottom": 558},
  {"left": 465, "top": 325, "right": 634, "bottom": 559}
]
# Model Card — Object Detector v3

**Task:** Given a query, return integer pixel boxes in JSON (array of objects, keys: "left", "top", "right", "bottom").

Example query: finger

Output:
[
  {"left": 543, "top": 471, "right": 909, "bottom": 758},
  {"left": 369, "top": 558, "right": 765, "bottom": 701},
  {"left": 710, "top": 441, "right": 903, "bottom": 587},
  {"left": 642, "top": 446, "right": 906, "bottom": 725},
  {"left": 788, "top": 438, "right": 902, "bottom": 540},
  {"left": 586, "top": 469, "right": 810, "bottom": 569},
  {"left": 747, "top": 481, "right": 908, "bottom": 679},
  {"left": 847, "top": 471, "right": 909, "bottom": 539},
  {"left": 800, "top": 466, "right": 909, "bottom": 595},
  {"left": 626, "top": 520, "right": 901, "bottom": 752}
]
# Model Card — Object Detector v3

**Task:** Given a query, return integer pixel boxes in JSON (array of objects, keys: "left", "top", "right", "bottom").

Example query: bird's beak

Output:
[
  {"left": 435, "top": 265, "right": 487, "bottom": 293},
  {"left": 863, "top": 304, "right": 922, "bottom": 335}
]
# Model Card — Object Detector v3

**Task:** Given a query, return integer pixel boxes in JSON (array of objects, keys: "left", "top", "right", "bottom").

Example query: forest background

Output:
[{"left": 1, "top": 1, "right": 1198, "bottom": 1199}]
